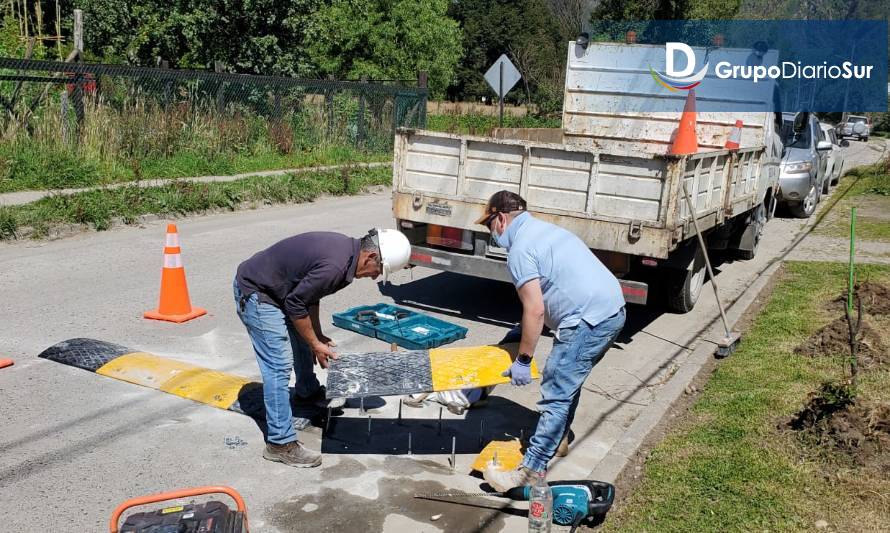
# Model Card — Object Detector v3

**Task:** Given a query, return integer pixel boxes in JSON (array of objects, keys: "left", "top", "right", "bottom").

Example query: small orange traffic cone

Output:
[
  {"left": 725, "top": 120, "right": 743, "bottom": 150},
  {"left": 0, "top": 358, "right": 13, "bottom": 369},
  {"left": 669, "top": 89, "right": 699, "bottom": 155},
  {"left": 144, "top": 224, "right": 207, "bottom": 323}
]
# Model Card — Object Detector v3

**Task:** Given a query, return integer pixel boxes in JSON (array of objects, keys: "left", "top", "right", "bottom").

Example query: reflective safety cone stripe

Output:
[
  {"left": 724, "top": 119, "right": 743, "bottom": 150},
  {"left": 471, "top": 439, "right": 523, "bottom": 472},
  {"left": 39, "top": 338, "right": 258, "bottom": 413},
  {"left": 144, "top": 223, "right": 207, "bottom": 323}
]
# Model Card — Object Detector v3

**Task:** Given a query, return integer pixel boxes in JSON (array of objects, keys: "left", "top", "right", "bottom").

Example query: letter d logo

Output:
[{"left": 666, "top": 43, "right": 696, "bottom": 77}]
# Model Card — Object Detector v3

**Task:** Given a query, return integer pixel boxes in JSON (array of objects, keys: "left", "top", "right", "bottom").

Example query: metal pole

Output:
[
  {"left": 682, "top": 180, "right": 732, "bottom": 337},
  {"left": 498, "top": 61, "right": 504, "bottom": 128},
  {"left": 848, "top": 207, "right": 856, "bottom": 315},
  {"left": 450, "top": 436, "right": 456, "bottom": 472}
]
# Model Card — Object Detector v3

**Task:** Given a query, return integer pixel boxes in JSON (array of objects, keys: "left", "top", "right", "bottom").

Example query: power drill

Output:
[{"left": 503, "top": 480, "right": 614, "bottom": 528}]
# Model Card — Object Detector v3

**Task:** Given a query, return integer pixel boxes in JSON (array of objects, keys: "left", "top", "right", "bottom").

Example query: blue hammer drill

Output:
[
  {"left": 503, "top": 480, "right": 615, "bottom": 529},
  {"left": 415, "top": 480, "right": 615, "bottom": 531}
]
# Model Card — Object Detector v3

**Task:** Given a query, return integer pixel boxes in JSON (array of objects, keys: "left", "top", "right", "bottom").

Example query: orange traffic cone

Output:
[
  {"left": 144, "top": 224, "right": 207, "bottom": 323},
  {"left": 0, "top": 358, "right": 13, "bottom": 369},
  {"left": 725, "top": 119, "right": 743, "bottom": 150},
  {"left": 669, "top": 89, "right": 699, "bottom": 155}
]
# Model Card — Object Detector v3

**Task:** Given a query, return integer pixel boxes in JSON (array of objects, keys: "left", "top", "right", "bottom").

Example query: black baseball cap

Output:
[{"left": 474, "top": 190, "right": 527, "bottom": 225}]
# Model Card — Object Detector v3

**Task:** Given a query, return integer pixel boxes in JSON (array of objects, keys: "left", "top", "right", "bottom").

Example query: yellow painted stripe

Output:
[
  {"left": 96, "top": 352, "right": 253, "bottom": 409},
  {"left": 471, "top": 439, "right": 524, "bottom": 472},
  {"left": 428, "top": 344, "right": 540, "bottom": 392}
]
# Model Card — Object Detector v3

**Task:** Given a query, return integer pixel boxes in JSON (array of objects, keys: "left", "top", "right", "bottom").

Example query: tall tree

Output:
[
  {"left": 447, "top": 0, "right": 565, "bottom": 110},
  {"left": 305, "top": 0, "right": 461, "bottom": 95}
]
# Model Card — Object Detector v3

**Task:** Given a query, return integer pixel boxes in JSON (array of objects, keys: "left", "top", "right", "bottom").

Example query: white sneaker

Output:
[{"left": 483, "top": 465, "right": 536, "bottom": 492}]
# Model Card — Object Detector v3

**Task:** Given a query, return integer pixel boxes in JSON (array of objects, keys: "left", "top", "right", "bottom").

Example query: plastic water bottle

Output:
[{"left": 528, "top": 470, "right": 552, "bottom": 532}]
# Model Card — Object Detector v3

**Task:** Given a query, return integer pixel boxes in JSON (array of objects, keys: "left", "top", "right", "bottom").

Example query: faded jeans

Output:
[
  {"left": 522, "top": 307, "right": 626, "bottom": 472},
  {"left": 233, "top": 280, "right": 321, "bottom": 444}
]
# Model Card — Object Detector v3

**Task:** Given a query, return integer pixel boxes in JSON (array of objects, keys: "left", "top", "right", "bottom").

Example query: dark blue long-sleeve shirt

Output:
[{"left": 235, "top": 232, "right": 360, "bottom": 318}]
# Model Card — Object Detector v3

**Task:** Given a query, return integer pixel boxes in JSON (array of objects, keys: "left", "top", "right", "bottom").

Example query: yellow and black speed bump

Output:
[
  {"left": 40, "top": 339, "right": 541, "bottom": 408},
  {"left": 38, "top": 338, "right": 265, "bottom": 416},
  {"left": 326, "top": 343, "right": 540, "bottom": 399}
]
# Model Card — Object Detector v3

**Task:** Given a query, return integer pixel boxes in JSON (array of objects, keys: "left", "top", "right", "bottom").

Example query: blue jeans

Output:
[
  {"left": 521, "top": 308, "right": 626, "bottom": 472},
  {"left": 233, "top": 280, "right": 321, "bottom": 444}
]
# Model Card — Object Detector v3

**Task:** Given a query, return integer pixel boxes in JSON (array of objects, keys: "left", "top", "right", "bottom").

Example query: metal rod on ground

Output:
[
  {"left": 451, "top": 436, "right": 456, "bottom": 472},
  {"left": 438, "top": 407, "right": 443, "bottom": 435},
  {"left": 397, "top": 399, "right": 402, "bottom": 424},
  {"left": 408, "top": 432, "right": 413, "bottom": 455},
  {"left": 360, "top": 397, "right": 365, "bottom": 415},
  {"left": 681, "top": 180, "right": 739, "bottom": 357},
  {"left": 367, "top": 415, "right": 372, "bottom": 442}
]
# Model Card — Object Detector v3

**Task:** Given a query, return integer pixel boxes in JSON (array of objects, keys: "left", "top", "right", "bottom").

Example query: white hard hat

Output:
[{"left": 371, "top": 228, "right": 411, "bottom": 282}]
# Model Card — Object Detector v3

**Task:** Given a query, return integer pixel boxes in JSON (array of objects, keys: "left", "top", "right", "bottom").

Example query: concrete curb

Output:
[{"left": 0, "top": 161, "right": 392, "bottom": 207}]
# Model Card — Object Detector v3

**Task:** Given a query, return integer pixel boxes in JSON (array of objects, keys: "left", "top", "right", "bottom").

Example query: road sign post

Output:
[{"left": 484, "top": 54, "right": 521, "bottom": 128}]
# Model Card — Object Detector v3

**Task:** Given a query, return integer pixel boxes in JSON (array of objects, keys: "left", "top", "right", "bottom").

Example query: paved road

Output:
[{"left": 0, "top": 141, "right": 883, "bottom": 532}]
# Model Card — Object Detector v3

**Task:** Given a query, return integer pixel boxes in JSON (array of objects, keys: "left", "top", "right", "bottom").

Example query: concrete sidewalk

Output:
[{"left": 0, "top": 161, "right": 391, "bottom": 207}]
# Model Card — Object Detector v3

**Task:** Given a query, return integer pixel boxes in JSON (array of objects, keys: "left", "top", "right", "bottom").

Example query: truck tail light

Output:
[{"left": 426, "top": 225, "right": 473, "bottom": 251}]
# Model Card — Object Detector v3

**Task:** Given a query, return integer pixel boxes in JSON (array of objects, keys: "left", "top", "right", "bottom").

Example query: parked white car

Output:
[
  {"left": 820, "top": 123, "right": 846, "bottom": 194},
  {"left": 838, "top": 115, "right": 870, "bottom": 142}
]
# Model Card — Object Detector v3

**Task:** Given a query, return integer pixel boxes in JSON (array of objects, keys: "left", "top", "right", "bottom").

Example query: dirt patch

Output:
[
  {"left": 793, "top": 316, "right": 887, "bottom": 368},
  {"left": 787, "top": 382, "right": 890, "bottom": 469},
  {"left": 830, "top": 281, "right": 890, "bottom": 316}
]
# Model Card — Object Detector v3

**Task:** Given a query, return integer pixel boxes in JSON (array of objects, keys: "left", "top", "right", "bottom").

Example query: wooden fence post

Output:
[
  {"left": 72, "top": 9, "right": 84, "bottom": 132},
  {"left": 214, "top": 61, "right": 225, "bottom": 113}
]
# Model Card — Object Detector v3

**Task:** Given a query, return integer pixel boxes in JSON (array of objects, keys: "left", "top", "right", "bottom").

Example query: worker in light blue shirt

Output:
[{"left": 477, "top": 190, "right": 626, "bottom": 491}]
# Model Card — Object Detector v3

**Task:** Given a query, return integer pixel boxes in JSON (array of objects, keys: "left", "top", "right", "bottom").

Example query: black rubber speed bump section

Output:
[{"left": 38, "top": 338, "right": 132, "bottom": 372}]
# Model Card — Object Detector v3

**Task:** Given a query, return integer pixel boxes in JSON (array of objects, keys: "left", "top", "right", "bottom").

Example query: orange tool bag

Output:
[{"left": 110, "top": 486, "right": 248, "bottom": 533}]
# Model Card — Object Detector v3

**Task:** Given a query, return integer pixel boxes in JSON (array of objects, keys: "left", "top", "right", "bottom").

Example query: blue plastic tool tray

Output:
[{"left": 332, "top": 303, "right": 467, "bottom": 350}]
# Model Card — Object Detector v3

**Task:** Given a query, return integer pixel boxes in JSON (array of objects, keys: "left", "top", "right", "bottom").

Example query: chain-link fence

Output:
[{"left": 0, "top": 58, "right": 427, "bottom": 188}]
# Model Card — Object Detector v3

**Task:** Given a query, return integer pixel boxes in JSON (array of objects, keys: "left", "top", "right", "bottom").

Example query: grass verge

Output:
[
  {"left": 0, "top": 143, "right": 388, "bottom": 194},
  {"left": 603, "top": 261, "right": 890, "bottom": 532},
  {"left": 0, "top": 165, "right": 389, "bottom": 240},
  {"left": 815, "top": 159, "right": 890, "bottom": 241}
]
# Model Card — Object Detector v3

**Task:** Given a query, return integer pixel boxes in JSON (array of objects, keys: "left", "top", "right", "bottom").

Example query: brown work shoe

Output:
[
  {"left": 263, "top": 441, "right": 322, "bottom": 468},
  {"left": 556, "top": 434, "right": 569, "bottom": 457}
]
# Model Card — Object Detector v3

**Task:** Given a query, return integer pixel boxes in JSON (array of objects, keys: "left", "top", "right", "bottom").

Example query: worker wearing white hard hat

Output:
[{"left": 234, "top": 228, "right": 411, "bottom": 468}]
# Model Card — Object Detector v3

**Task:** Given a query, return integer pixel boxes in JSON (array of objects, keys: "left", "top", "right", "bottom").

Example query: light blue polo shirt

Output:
[{"left": 500, "top": 212, "right": 624, "bottom": 334}]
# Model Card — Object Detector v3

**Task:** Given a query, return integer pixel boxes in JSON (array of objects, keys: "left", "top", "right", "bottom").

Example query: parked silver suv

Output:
[
  {"left": 777, "top": 112, "right": 831, "bottom": 218},
  {"left": 838, "top": 115, "right": 870, "bottom": 142}
]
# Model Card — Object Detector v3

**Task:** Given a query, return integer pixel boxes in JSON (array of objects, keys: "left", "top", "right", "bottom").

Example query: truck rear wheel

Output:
[{"left": 667, "top": 246, "right": 706, "bottom": 313}]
